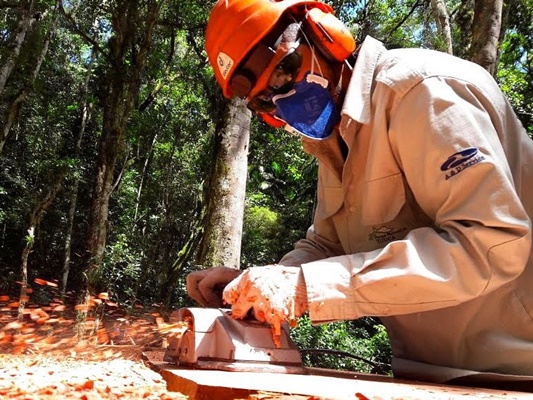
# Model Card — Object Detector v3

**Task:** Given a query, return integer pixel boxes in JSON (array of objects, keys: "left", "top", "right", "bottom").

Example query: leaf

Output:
[{"left": 271, "top": 161, "right": 281, "bottom": 174}]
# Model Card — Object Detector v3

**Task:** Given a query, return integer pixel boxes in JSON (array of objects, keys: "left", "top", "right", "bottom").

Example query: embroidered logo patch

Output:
[
  {"left": 440, "top": 148, "right": 485, "bottom": 180},
  {"left": 369, "top": 226, "right": 407, "bottom": 244}
]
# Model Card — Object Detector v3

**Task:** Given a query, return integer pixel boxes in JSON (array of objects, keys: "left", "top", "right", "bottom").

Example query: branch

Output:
[
  {"left": 57, "top": 0, "right": 111, "bottom": 62},
  {"left": 387, "top": 0, "right": 422, "bottom": 37},
  {"left": 156, "top": 19, "right": 205, "bottom": 31},
  {"left": 186, "top": 30, "right": 217, "bottom": 105},
  {"left": 30, "top": 167, "right": 68, "bottom": 223},
  {"left": 137, "top": 30, "right": 175, "bottom": 112}
]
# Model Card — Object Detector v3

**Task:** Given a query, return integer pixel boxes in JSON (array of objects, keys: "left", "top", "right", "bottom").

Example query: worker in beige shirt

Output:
[{"left": 187, "top": 0, "right": 533, "bottom": 388}]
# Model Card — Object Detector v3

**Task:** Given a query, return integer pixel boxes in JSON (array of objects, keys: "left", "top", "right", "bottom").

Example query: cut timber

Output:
[
  {"left": 159, "top": 368, "right": 532, "bottom": 400},
  {"left": 144, "top": 352, "right": 532, "bottom": 400}
]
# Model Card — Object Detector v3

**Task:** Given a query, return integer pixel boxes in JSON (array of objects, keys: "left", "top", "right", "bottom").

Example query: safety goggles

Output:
[
  {"left": 246, "top": 49, "right": 303, "bottom": 113},
  {"left": 229, "top": 18, "right": 294, "bottom": 99}
]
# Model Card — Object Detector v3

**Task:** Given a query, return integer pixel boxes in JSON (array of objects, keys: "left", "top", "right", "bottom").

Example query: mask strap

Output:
[
  {"left": 292, "top": 15, "right": 324, "bottom": 78},
  {"left": 310, "top": 43, "right": 324, "bottom": 77},
  {"left": 333, "top": 62, "right": 344, "bottom": 100}
]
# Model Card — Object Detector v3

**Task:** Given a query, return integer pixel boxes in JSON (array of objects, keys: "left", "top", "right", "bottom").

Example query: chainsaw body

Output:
[{"left": 164, "top": 307, "right": 305, "bottom": 373}]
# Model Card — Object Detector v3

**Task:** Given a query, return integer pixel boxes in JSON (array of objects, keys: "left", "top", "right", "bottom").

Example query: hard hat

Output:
[{"left": 205, "top": 0, "right": 334, "bottom": 99}]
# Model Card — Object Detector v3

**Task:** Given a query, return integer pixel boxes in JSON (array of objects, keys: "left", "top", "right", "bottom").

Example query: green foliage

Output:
[
  {"left": 98, "top": 233, "right": 142, "bottom": 301},
  {"left": 497, "top": 0, "right": 533, "bottom": 134},
  {"left": 244, "top": 121, "right": 317, "bottom": 263},
  {"left": 241, "top": 205, "right": 281, "bottom": 266},
  {"left": 291, "top": 315, "right": 392, "bottom": 375}
]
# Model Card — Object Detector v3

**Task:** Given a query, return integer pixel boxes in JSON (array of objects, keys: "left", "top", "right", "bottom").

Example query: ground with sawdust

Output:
[
  {"left": 0, "top": 295, "right": 189, "bottom": 399},
  {"left": 0, "top": 353, "right": 186, "bottom": 399},
  {"left": 0, "top": 319, "right": 316, "bottom": 400},
  {"left": 0, "top": 291, "right": 314, "bottom": 400}
]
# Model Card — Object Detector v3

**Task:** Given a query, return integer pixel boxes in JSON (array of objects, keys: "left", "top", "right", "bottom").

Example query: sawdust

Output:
[
  {"left": 243, "top": 394, "right": 329, "bottom": 400},
  {"left": 0, "top": 353, "right": 187, "bottom": 399},
  {"left": 0, "top": 286, "right": 319, "bottom": 400},
  {"left": 0, "top": 289, "right": 192, "bottom": 399},
  {"left": 223, "top": 266, "right": 307, "bottom": 348}
]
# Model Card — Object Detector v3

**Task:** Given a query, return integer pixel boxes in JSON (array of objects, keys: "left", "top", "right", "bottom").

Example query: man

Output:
[{"left": 187, "top": 0, "right": 533, "bottom": 389}]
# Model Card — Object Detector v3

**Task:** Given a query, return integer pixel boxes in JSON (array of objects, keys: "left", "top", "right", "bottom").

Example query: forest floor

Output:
[
  {"left": 0, "top": 286, "right": 192, "bottom": 399},
  {"left": 1, "top": 280, "right": 325, "bottom": 400}
]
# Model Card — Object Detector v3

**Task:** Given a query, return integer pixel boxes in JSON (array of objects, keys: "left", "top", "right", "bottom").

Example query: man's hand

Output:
[
  {"left": 186, "top": 266, "right": 242, "bottom": 307},
  {"left": 222, "top": 265, "right": 308, "bottom": 326}
]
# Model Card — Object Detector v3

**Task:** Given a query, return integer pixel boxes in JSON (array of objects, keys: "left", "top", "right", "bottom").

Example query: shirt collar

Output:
[{"left": 340, "top": 36, "right": 387, "bottom": 125}]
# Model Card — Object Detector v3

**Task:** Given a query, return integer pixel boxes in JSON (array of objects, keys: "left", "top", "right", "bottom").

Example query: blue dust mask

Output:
[{"left": 271, "top": 72, "right": 339, "bottom": 140}]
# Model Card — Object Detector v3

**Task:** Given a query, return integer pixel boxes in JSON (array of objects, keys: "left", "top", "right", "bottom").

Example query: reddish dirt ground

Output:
[
  {"left": 0, "top": 353, "right": 186, "bottom": 399},
  {"left": 0, "top": 284, "right": 320, "bottom": 399},
  {"left": 0, "top": 288, "right": 191, "bottom": 399}
]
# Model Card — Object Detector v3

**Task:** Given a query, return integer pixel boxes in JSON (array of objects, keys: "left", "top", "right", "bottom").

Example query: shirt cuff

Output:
[{"left": 300, "top": 255, "right": 364, "bottom": 323}]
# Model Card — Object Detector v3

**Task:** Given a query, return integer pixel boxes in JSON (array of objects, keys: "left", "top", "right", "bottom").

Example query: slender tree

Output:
[
  {"left": 18, "top": 166, "right": 67, "bottom": 320},
  {"left": 470, "top": 0, "right": 503, "bottom": 75},
  {"left": 0, "top": 1, "right": 55, "bottom": 153},
  {"left": 60, "top": 59, "right": 94, "bottom": 297},
  {"left": 0, "top": 0, "right": 38, "bottom": 96},
  {"left": 82, "top": 0, "right": 161, "bottom": 287},
  {"left": 430, "top": 0, "right": 453, "bottom": 54}
]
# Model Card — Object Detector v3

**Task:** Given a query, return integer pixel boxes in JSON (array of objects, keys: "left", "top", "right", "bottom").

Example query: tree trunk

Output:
[
  {"left": 0, "top": 0, "right": 36, "bottom": 96},
  {"left": 18, "top": 168, "right": 67, "bottom": 320},
  {"left": 83, "top": 0, "right": 160, "bottom": 287},
  {"left": 60, "top": 71, "right": 93, "bottom": 297},
  {"left": 161, "top": 95, "right": 253, "bottom": 306},
  {"left": 430, "top": 0, "right": 453, "bottom": 54},
  {"left": 196, "top": 97, "right": 251, "bottom": 269},
  {"left": 162, "top": 221, "right": 205, "bottom": 308},
  {"left": 0, "top": 2, "right": 54, "bottom": 153},
  {"left": 470, "top": 0, "right": 503, "bottom": 75},
  {"left": 454, "top": 0, "right": 474, "bottom": 60},
  {"left": 133, "top": 132, "right": 158, "bottom": 223},
  {"left": 499, "top": 0, "right": 512, "bottom": 50}
]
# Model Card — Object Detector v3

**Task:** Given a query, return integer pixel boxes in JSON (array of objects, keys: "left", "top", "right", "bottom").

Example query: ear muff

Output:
[{"left": 302, "top": 8, "right": 356, "bottom": 62}]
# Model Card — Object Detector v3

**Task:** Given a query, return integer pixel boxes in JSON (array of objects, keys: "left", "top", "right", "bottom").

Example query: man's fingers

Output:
[
  {"left": 186, "top": 271, "right": 209, "bottom": 306},
  {"left": 186, "top": 267, "right": 244, "bottom": 308},
  {"left": 230, "top": 287, "right": 254, "bottom": 319},
  {"left": 224, "top": 271, "right": 253, "bottom": 318},
  {"left": 198, "top": 276, "right": 225, "bottom": 308},
  {"left": 224, "top": 271, "right": 271, "bottom": 322}
]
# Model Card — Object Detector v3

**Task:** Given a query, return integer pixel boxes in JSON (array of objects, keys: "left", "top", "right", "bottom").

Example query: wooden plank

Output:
[
  {"left": 158, "top": 367, "right": 532, "bottom": 399},
  {"left": 145, "top": 351, "right": 532, "bottom": 400}
]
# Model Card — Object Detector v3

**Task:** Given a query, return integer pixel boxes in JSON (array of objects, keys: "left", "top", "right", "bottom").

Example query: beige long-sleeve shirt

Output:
[{"left": 280, "top": 36, "right": 533, "bottom": 383}]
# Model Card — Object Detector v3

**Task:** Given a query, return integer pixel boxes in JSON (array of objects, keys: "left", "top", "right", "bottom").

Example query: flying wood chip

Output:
[
  {"left": 75, "top": 304, "right": 89, "bottom": 312},
  {"left": 33, "top": 278, "right": 58, "bottom": 287}
]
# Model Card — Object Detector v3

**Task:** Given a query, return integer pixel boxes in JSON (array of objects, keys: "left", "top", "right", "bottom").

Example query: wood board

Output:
[{"left": 144, "top": 351, "right": 532, "bottom": 400}]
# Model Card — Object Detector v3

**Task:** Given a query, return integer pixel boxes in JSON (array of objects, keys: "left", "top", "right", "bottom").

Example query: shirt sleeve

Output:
[
  {"left": 279, "top": 168, "right": 346, "bottom": 267},
  {"left": 301, "top": 76, "right": 532, "bottom": 323},
  {"left": 279, "top": 224, "right": 344, "bottom": 267}
]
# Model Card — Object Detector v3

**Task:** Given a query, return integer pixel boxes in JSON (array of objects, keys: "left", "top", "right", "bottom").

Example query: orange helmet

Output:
[{"left": 206, "top": 0, "right": 335, "bottom": 99}]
